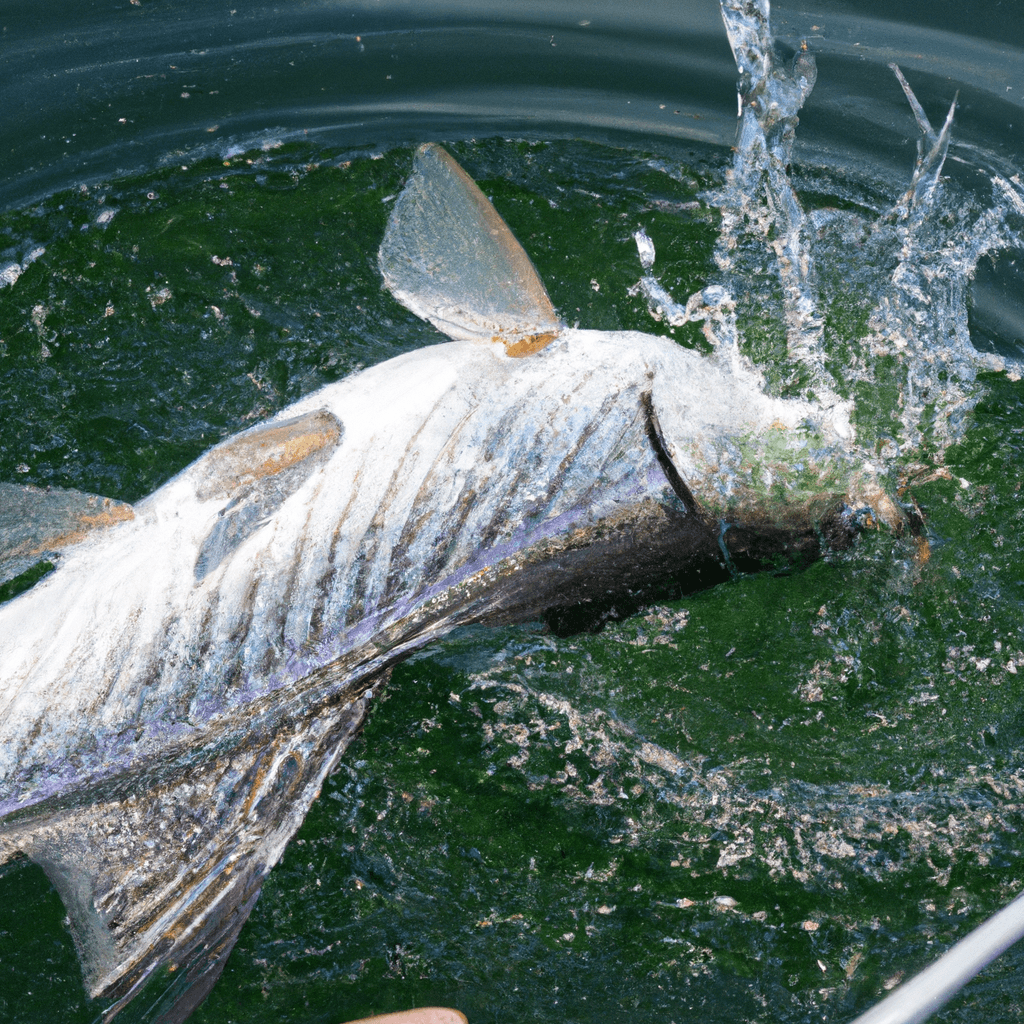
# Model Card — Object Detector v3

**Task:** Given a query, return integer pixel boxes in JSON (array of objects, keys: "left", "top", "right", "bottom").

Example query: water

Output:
[{"left": 2, "top": 2, "right": 1024, "bottom": 1022}]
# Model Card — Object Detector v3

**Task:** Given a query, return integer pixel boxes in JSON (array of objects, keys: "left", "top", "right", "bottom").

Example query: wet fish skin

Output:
[
  {"left": 0, "top": 146, "right": 896, "bottom": 1020},
  {"left": 0, "top": 327, "right": 865, "bottom": 816},
  {"left": 0, "top": 330, "right": 879, "bottom": 1015}
]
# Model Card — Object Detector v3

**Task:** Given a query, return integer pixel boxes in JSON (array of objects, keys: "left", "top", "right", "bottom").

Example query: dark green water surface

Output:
[{"left": 1, "top": 137, "right": 1023, "bottom": 1024}]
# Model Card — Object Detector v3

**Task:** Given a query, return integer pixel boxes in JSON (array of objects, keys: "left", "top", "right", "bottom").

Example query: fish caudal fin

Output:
[
  {"left": 11, "top": 684, "right": 380, "bottom": 1021},
  {"left": 379, "top": 143, "right": 561, "bottom": 356},
  {"left": 0, "top": 482, "right": 134, "bottom": 586}
]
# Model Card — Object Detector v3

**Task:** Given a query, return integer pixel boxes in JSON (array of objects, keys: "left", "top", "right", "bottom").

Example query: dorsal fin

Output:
[
  {"left": 0, "top": 483, "right": 134, "bottom": 586},
  {"left": 378, "top": 143, "right": 562, "bottom": 357}
]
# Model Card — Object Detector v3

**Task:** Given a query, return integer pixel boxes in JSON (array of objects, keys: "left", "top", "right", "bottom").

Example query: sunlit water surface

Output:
[{"left": 1, "top": 3, "right": 1024, "bottom": 1023}]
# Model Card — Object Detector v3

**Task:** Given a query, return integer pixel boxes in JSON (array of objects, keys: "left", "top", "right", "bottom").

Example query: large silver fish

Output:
[{"left": 0, "top": 143, "right": 901, "bottom": 1019}]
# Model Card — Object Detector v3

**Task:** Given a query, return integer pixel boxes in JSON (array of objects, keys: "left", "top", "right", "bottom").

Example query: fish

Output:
[{"left": 0, "top": 141, "right": 906, "bottom": 1021}]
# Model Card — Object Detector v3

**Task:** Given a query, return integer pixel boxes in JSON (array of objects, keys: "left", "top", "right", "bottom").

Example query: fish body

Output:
[
  {"left": 0, "top": 144, "right": 894, "bottom": 1018},
  {"left": 0, "top": 326, "right": 863, "bottom": 818}
]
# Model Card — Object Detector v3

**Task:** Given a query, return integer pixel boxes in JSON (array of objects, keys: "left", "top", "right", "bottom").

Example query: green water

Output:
[{"left": 1, "top": 138, "right": 1023, "bottom": 1023}]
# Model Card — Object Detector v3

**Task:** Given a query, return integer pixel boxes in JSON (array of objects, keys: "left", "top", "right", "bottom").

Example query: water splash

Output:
[{"left": 637, "top": 0, "right": 1024, "bottom": 468}]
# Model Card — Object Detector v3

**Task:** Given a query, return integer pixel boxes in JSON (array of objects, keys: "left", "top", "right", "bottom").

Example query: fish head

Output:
[{"left": 645, "top": 343, "right": 913, "bottom": 561}]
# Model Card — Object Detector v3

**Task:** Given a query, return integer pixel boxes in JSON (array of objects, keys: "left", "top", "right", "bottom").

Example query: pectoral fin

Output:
[
  {"left": 194, "top": 408, "right": 343, "bottom": 502},
  {"left": 379, "top": 143, "right": 562, "bottom": 356},
  {"left": 12, "top": 682, "right": 378, "bottom": 1022},
  {"left": 0, "top": 482, "right": 134, "bottom": 586},
  {"left": 193, "top": 409, "right": 343, "bottom": 580}
]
